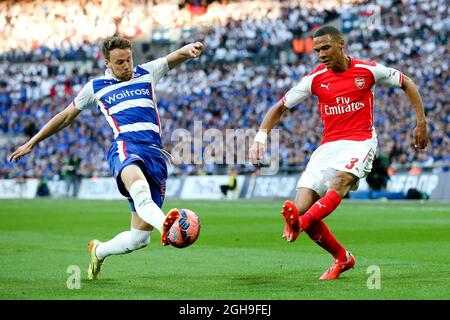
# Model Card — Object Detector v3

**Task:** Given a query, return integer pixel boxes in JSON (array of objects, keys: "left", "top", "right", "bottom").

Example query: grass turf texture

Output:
[{"left": 0, "top": 199, "right": 449, "bottom": 300}]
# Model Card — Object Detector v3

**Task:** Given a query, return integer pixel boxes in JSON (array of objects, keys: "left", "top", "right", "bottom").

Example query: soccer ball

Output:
[{"left": 167, "top": 209, "right": 201, "bottom": 248}]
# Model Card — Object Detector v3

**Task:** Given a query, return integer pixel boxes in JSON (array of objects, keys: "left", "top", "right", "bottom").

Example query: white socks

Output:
[
  {"left": 94, "top": 180, "right": 166, "bottom": 261},
  {"left": 128, "top": 180, "right": 166, "bottom": 234},
  {"left": 96, "top": 228, "right": 151, "bottom": 260}
]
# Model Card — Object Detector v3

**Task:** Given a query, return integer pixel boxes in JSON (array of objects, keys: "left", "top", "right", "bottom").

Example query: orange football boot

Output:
[
  {"left": 87, "top": 239, "right": 104, "bottom": 280},
  {"left": 161, "top": 208, "right": 181, "bottom": 246},
  {"left": 319, "top": 251, "right": 356, "bottom": 280},
  {"left": 281, "top": 200, "right": 303, "bottom": 242}
]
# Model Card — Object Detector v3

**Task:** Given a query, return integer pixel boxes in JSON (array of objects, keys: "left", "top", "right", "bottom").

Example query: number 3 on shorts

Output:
[{"left": 345, "top": 157, "right": 359, "bottom": 170}]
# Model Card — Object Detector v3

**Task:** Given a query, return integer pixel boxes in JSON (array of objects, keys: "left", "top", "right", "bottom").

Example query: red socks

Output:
[
  {"left": 299, "top": 190, "right": 345, "bottom": 261},
  {"left": 300, "top": 190, "right": 341, "bottom": 230},
  {"left": 305, "top": 220, "right": 347, "bottom": 261}
]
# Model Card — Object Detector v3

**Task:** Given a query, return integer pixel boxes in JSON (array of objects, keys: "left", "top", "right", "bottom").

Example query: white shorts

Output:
[{"left": 297, "top": 137, "right": 377, "bottom": 197}]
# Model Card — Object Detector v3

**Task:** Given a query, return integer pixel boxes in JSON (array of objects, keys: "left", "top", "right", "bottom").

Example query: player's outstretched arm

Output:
[
  {"left": 165, "top": 42, "right": 203, "bottom": 70},
  {"left": 249, "top": 100, "right": 288, "bottom": 165},
  {"left": 401, "top": 75, "right": 428, "bottom": 149},
  {"left": 9, "top": 103, "right": 81, "bottom": 162}
]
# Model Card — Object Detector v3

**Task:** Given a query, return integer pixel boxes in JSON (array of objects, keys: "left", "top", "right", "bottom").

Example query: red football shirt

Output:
[{"left": 282, "top": 57, "right": 404, "bottom": 144}]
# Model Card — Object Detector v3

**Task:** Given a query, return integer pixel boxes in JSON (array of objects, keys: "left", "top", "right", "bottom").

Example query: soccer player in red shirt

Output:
[{"left": 249, "top": 26, "right": 429, "bottom": 280}]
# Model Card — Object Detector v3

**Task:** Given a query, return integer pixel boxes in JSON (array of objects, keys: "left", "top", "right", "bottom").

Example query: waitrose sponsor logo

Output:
[{"left": 104, "top": 88, "right": 151, "bottom": 104}]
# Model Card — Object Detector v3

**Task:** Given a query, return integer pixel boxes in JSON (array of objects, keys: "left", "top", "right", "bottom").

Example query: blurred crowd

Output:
[
  {"left": 0, "top": 0, "right": 339, "bottom": 62},
  {"left": 0, "top": 0, "right": 449, "bottom": 181}
]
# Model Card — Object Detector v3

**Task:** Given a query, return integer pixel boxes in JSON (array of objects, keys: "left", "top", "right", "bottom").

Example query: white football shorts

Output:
[{"left": 297, "top": 136, "right": 377, "bottom": 197}]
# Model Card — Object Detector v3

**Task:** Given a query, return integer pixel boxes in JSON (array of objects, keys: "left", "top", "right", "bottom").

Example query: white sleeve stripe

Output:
[
  {"left": 284, "top": 68, "right": 328, "bottom": 109},
  {"left": 355, "top": 64, "right": 380, "bottom": 81},
  {"left": 355, "top": 63, "right": 402, "bottom": 87},
  {"left": 139, "top": 57, "right": 169, "bottom": 84},
  {"left": 73, "top": 80, "right": 96, "bottom": 110}
]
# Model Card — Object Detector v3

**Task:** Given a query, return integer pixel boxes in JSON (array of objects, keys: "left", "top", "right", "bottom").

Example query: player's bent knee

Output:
[
  {"left": 122, "top": 165, "right": 147, "bottom": 191},
  {"left": 295, "top": 187, "right": 321, "bottom": 215},
  {"left": 295, "top": 195, "right": 320, "bottom": 215},
  {"left": 296, "top": 203, "right": 311, "bottom": 215}
]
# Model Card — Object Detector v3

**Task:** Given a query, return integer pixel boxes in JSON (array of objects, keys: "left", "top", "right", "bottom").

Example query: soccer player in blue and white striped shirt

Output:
[{"left": 10, "top": 36, "right": 204, "bottom": 280}]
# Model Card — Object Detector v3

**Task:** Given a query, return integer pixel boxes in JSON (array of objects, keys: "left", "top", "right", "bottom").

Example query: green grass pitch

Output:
[{"left": 0, "top": 199, "right": 449, "bottom": 300}]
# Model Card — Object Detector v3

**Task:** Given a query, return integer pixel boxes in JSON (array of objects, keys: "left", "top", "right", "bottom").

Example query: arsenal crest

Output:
[{"left": 354, "top": 77, "right": 365, "bottom": 89}]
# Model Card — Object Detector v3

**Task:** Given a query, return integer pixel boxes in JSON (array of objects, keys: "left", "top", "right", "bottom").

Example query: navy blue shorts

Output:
[{"left": 107, "top": 141, "right": 168, "bottom": 211}]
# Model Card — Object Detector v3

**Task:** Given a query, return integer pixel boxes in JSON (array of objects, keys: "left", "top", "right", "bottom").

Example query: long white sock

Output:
[
  {"left": 129, "top": 180, "right": 165, "bottom": 234},
  {"left": 96, "top": 228, "right": 151, "bottom": 260}
]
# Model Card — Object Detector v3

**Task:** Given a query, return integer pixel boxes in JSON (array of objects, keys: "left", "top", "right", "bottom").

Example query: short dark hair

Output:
[
  {"left": 313, "top": 26, "right": 343, "bottom": 41},
  {"left": 102, "top": 36, "right": 132, "bottom": 60}
]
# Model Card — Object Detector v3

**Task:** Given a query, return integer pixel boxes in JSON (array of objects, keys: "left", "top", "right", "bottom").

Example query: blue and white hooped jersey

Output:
[{"left": 72, "top": 57, "right": 169, "bottom": 148}]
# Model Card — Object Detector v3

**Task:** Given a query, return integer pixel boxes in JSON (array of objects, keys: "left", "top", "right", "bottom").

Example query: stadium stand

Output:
[{"left": 0, "top": 0, "right": 448, "bottom": 182}]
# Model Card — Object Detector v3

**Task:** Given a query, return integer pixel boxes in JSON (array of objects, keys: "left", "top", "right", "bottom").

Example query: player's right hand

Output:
[
  {"left": 413, "top": 123, "right": 428, "bottom": 149},
  {"left": 9, "top": 142, "right": 34, "bottom": 162},
  {"left": 188, "top": 42, "right": 204, "bottom": 58},
  {"left": 249, "top": 142, "right": 266, "bottom": 166}
]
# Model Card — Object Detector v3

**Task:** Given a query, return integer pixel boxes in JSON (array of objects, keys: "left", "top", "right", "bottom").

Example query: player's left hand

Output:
[
  {"left": 187, "top": 42, "right": 203, "bottom": 58},
  {"left": 9, "top": 142, "right": 34, "bottom": 162},
  {"left": 413, "top": 123, "right": 428, "bottom": 149}
]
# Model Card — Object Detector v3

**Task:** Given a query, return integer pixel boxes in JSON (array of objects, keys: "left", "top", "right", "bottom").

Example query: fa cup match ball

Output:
[{"left": 167, "top": 209, "right": 201, "bottom": 248}]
